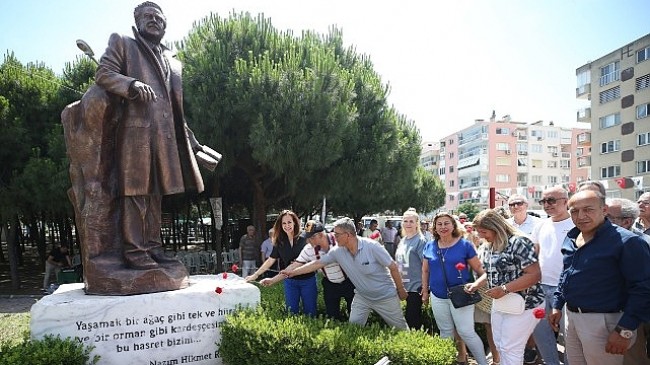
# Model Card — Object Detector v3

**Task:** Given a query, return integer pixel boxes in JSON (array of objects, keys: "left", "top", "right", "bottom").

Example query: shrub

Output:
[
  {"left": 220, "top": 308, "right": 455, "bottom": 365},
  {"left": 0, "top": 335, "right": 99, "bottom": 365}
]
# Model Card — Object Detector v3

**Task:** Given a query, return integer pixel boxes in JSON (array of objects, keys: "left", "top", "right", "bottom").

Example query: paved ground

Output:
[{"left": 0, "top": 295, "right": 41, "bottom": 313}]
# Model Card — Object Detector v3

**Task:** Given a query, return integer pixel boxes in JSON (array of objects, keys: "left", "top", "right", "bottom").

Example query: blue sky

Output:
[{"left": 1, "top": 0, "right": 649, "bottom": 141}]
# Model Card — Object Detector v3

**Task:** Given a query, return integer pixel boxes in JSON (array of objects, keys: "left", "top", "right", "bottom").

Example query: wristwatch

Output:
[
  {"left": 501, "top": 284, "right": 510, "bottom": 294},
  {"left": 615, "top": 325, "right": 634, "bottom": 339}
]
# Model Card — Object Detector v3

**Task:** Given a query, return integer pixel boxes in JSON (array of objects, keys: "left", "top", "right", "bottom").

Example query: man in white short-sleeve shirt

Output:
[{"left": 529, "top": 186, "right": 574, "bottom": 365}]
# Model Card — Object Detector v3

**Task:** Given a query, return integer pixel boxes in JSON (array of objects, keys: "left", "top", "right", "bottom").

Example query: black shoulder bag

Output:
[{"left": 436, "top": 241, "right": 482, "bottom": 309}]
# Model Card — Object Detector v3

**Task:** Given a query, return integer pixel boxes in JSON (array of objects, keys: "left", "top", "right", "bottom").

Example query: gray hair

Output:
[
  {"left": 578, "top": 181, "right": 606, "bottom": 196},
  {"left": 607, "top": 198, "right": 640, "bottom": 219},
  {"left": 508, "top": 194, "right": 528, "bottom": 205},
  {"left": 333, "top": 217, "right": 356, "bottom": 235}
]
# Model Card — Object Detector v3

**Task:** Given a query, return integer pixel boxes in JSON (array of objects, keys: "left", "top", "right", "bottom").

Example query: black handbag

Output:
[
  {"left": 436, "top": 242, "right": 482, "bottom": 309},
  {"left": 447, "top": 284, "right": 482, "bottom": 309}
]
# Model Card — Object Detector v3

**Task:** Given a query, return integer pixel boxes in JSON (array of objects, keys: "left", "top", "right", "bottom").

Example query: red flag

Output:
[
  {"left": 568, "top": 183, "right": 576, "bottom": 193},
  {"left": 615, "top": 178, "right": 626, "bottom": 189}
]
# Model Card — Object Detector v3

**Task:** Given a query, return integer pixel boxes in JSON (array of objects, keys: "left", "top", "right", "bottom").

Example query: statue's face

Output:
[{"left": 136, "top": 6, "right": 166, "bottom": 42}]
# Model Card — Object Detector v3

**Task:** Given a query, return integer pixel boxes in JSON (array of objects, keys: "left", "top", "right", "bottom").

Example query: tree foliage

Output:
[{"left": 178, "top": 12, "right": 444, "bottom": 229}]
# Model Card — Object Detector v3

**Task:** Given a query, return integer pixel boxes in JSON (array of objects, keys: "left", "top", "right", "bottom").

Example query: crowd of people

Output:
[{"left": 237, "top": 186, "right": 650, "bottom": 365}]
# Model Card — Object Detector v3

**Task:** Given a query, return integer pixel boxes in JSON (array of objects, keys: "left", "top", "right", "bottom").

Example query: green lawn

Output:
[{"left": 0, "top": 313, "right": 30, "bottom": 346}]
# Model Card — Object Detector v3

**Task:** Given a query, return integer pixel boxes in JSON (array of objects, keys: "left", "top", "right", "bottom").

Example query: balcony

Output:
[
  {"left": 577, "top": 156, "right": 591, "bottom": 167},
  {"left": 577, "top": 132, "right": 591, "bottom": 145},
  {"left": 576, "top": 83, "right": 591, "bottom": 100},
  {"left": 577, "top": 107, "right": 591, "bottom": 123},
  {"left": 458, "top": 133, "right": 488, "bottom": 146}
]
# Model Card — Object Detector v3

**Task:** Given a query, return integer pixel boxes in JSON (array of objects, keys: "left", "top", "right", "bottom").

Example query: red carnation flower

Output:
[
  {"left": 455, "top": 262, "right": 466, "bottom": 271},
  {"left": 231, "top": 264, "right": 239, "bottom": 272},
  {"left": 533, "top": 308, "right": 546, "bottom": 319},
  {"left": 222, "top": 272, "right": 228, "bottom": 279},
  {"left": 215, "top": 287, "right": 223, "bottom": 294},
  {"left": 370, "top": 232, "right": 380, "bottom": 240}
]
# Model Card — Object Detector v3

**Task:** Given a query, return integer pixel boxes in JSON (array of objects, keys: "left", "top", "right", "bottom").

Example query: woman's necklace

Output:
[{"left": 439, "top": 246, "right": 450, "bottom": 263}]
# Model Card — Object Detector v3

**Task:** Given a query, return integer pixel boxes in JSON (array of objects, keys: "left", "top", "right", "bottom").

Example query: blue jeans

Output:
[
  {"left": 283, "top": 276, "right": 317, "bottom": 317},
  {"left": 532, "top": 284, "right": 564, "bottom": 365}
]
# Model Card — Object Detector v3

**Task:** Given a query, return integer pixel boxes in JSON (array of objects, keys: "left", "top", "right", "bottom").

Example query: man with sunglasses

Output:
[
  {"left": 636, "top": 192, "right": 650, "bottom": 235},
  {"left": 525, "top": 186, "right": 574, "bottom": 365},
  {"left": 507, "top": 194, "right": 541, "bottom": 237},
  {"left": 283, "top": 217, "right": 409, "bottom": 329}
]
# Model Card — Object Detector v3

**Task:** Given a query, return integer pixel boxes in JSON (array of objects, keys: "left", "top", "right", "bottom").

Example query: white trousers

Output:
[
  {"left": 241, "top": 260, "right": 257, "bottom": 277},
  {"left": 491, "top": 304, "right": 542, "bottom": 365}
]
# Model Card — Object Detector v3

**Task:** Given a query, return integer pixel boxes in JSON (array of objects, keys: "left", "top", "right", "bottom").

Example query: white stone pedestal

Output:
[{"left": 30, "top": 274, "right": 260, "bottom": 365}]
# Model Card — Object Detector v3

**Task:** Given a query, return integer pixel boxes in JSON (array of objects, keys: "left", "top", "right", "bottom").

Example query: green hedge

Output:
[
  {"left": 220, "top": 281, "right": 457, "bottom": 364},
  {"left": 220, "top": 308, "right": 455, "bottom": 365},
  {"left": 0, "top": 335, "right": 99, "bottom": 365}
]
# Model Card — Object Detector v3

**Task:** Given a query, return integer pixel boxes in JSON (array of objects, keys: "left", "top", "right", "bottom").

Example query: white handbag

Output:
[{"left": 493, "top": 293, "right": 525, "bottom": 314}]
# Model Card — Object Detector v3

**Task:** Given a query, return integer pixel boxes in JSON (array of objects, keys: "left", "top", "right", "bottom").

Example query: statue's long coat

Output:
[{"left": 95, "top": 29, "right": 203, "bottom": 196}]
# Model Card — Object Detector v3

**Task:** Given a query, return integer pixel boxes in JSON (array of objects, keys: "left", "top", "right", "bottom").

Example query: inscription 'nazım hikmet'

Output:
[{"left": 149, "top": 352, "right": 214, "bottom": 365}]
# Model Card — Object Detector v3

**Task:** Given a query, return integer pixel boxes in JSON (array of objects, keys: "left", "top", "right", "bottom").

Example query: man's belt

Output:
[{"left": 566, "top": 304, "right": 622, "bottom": 314}]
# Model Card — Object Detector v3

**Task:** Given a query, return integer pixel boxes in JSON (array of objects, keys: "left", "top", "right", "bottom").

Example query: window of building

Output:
[
  {"left": 517, "top": 143, "right": 528, "bottom": 152},
  {"left": 547, "top": 161, "right": 558, "bottom": 168},
  {"left": 560, "top": 160, "right": 571, "bottom": 169},
  {"left": 532, "top": 159, "right": 542, "bottom": 168},
  {"left": 533, "top": 191, "right": 542, "bottom": 200},
  {"left": 548, "top": 176, "right": 558, "bottom": 184},
  {"left": 449, "top": 152, "right": 455, "bottom": 159},
  {"left": 496, "top": 143, "right": 510, "bottom": 151},
  {"left": 496, "top": 174, "right": 510, "bottom": 183},
  {"left": 449, "top": 179, "right": 455, "bottom": 187},
  {"left": 449, "top": 166, "right": 455, "bottom": 173},
  {"left": 561, "top": 174, "right": 570, "bottom": 183},
  {"left": 637, "top": 104, "right": 650, "bottom": 119},
  {"left": 599, "top": 85, "right": 620, "bottom": 104},
  {"left": 600, "top": 139, "right": 621, "bottom": 154},
  {"left": 636, "top": 74, "right": 650, "bottom": 91},
  {"left": 639, "top": 132, "right": 650, "bottom": 146},
  {"left": 496, "top": 157, "right": 510, "bottom": 166},
  {"left": 638, "top": 160, "right": 650, "bottom": 174},
  {"left": 638, "top": 46, "right": 650, "bottom": 63},
  {"left": 530, "top": 130, "right": 544, "bottom": 138},
  {"left": 600, "top": 61, "right": 620, "bottom": 86},
  {"left": 532, "top": 175, "right": 542, "bottom": 184},
  {"left": 599, "top": 113, "right": 621, "bottom": 129},
  {"left": 576, "top": 70, "right": 591, "bottom": 94},
  {"left": 439, "top": 167, "right": 445, "bottom": 175},
  {"left": 546, "top": 131, "right": 559, "bottom": 139},
  {"left": 531, "top": 144, "right": 543, "bottom": 153},
  {"left": 496, "top": 127, "right": 510, "bottom": 135},
  {"left": 517, "top": 158, "right": 527, "bottom": 166},
  {"left": 600, "top": 165, "right": 621, "bottom": 178}
]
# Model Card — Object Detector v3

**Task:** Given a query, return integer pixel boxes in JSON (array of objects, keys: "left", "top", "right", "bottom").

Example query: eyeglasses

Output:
[
  {"left": 638, "top": 200, "right": 650, "bottom": 206},
  {"left": 508, "top": 201, "right": 525, "bottom": 207},
  {"left": 538, "top": 197, "right": 566, "bottom": 205}
]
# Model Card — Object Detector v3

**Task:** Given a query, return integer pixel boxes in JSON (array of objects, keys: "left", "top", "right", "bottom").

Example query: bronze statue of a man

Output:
[{"left": 61, "top": 1, "right": 218, "bottom": 295}]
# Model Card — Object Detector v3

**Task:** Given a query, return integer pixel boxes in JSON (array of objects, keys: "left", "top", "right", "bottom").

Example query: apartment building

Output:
[
  {"left": 576, "top": 32, "right": 650, "bottom": 200},
  {"left": 435, "top": 116, "right": 589, "bottom": 212},
  {"left": 420, "top": 141, "right": 440, "bottom": 175}
]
